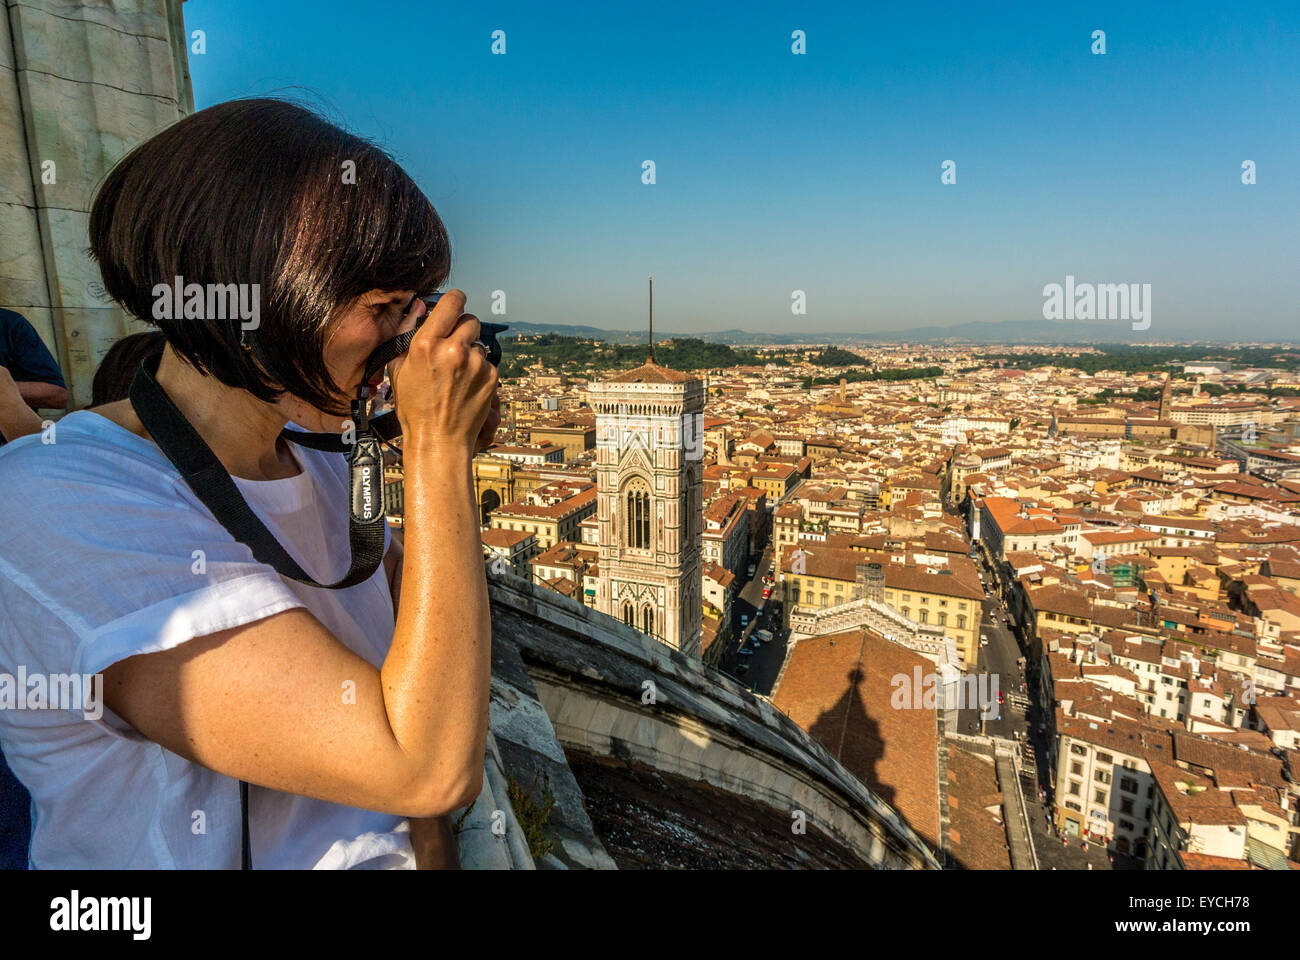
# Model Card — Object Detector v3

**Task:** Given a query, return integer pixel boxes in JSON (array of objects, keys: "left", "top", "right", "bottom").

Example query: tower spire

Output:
[{"left": 648, "top": 273, "right": 654, "bottom": 364}]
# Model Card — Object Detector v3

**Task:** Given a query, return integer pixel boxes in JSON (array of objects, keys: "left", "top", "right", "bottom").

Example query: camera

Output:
[{"left": 418, "top": 293, "right": 508, "bottom": 367}]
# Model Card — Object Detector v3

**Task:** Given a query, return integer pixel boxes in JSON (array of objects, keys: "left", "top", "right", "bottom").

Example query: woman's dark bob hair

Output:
[{"left": 88, "top": 97, "right": 450, "bottom": 413}]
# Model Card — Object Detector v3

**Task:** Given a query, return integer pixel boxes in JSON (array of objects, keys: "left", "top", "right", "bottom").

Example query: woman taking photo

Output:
[{"left": 0, "top": 98, "right": 498, "bottom": 869}]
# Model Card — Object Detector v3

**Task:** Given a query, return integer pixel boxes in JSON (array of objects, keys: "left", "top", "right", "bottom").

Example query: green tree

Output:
[{"left": 810, "top": 346, "right": 866, "bottom": 368}]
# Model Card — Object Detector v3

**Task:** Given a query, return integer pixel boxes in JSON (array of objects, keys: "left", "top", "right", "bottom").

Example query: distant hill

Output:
[
  {"left": 499, "top": 321, "right": 849, "bottom": 345},
  {"left": 498, "top": 318, "right": 1295, "bottom": 347},
  {"left": 499, "top": 320, "right": 646, "bottom": 344}
]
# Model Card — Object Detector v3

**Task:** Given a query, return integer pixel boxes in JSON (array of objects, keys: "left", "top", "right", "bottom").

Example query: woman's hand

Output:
[{"left": 388, "top": 290, "right": 497, "bottom": 455}]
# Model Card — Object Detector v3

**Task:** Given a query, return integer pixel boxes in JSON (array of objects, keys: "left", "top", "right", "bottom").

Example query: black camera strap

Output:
[
  {"left": 240, "top": 780, "right": 251, "bottom": 871},
  {"left": 129, "top": 351, "right": 388, "bottom": 590}
]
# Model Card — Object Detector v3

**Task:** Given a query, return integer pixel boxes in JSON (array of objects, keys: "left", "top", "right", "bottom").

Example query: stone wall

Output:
[
  {"left": 0, "top": 0, "right": 193, "bottom": 407},
  {"left": 486, "top": 566, "right": 941, "bottom": 868}
]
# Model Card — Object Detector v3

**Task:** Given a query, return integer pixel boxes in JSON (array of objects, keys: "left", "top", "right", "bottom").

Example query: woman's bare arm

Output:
[{"left": 384, "top": 520, "right": 466, "bottom": 865}]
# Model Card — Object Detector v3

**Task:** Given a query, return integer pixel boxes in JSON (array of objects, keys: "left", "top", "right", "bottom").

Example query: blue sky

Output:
[{"left": 185, "top": 1, "right": 1300, "bottom": 340}]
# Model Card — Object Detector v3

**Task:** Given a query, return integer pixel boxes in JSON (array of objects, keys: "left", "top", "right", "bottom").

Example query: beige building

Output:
[
  {"left": 1171, "top": 402, "right": 1274, "bottom": 428},
  {"left": 485, "top": 442, "right": 565, "bottom": 466},
  {"left": 1055, "top": 714, "right": 1156, "bottom": 852},
  {"left": 781, "top": 545, "right": 982, "bottom": 667},
  {"left": 529, "top": 540, "right": 599, "bottom": 609},
  {"left": 489, "top": 485, "right": 597, "bottom": 551},
  {"left": 481, "top": 528, "right": 537, "bottom": 577},
  {"left": 528, "top": 422, "right": 596, "bottom": 462},
  {"left": 701, "top": 491, "right": 749, "bottom": 576},
  {"left": 880, "top": 565, "right": 982, "bottom": 667},
  {"left": 772, "top": 502, "right": 804, "bottom": 552}
]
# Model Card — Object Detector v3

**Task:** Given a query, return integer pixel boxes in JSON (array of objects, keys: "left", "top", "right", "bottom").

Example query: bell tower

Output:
[{"left": 591, "top": 279, "right": 704, "bottom": 655}]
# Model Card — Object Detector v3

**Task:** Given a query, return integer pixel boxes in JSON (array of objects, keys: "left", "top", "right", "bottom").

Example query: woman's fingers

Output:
[
  {"left": 447, "top": 313, "right": 482, "bottom": 351},
  {"left": 389, "top": 288, "right": 499, "bottom": 450},
  {"left": 415, "top": 289, "right": 467, "bottom": 341},
  {"left": 389, "top": 294, "right": 473, "bottom": 398}
]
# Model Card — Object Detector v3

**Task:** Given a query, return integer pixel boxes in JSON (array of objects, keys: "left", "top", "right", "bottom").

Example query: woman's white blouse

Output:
[{"left": 0, "top": 411, "right": 414, "bottom": 868}]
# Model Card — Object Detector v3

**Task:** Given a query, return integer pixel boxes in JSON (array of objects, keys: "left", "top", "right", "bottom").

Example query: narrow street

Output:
[
  {"left": 956, "top": 563, "right": 1027, "bottom": 740},
  {"left": 716, "top": 540, "right": 786, "bottom": 696},
  {"left": 970, "top": 541, "right": 1143, "bottom": 871}
]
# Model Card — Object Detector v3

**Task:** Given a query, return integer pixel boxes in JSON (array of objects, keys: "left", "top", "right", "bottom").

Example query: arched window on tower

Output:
[
  {"left": 684, "top": 463, "right": 699, "bottom": 545},
  {"left": 622, "top": 601, "right": 633, "bottom": 626},
  {"left": 642, "top": 605, "right": 655, "bottom": 638},
  {"left": 623, "top": 478, "right": 651, "bottom": 549}
]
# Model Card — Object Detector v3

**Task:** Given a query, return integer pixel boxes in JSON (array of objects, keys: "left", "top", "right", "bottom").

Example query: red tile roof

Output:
[
  {"left": 772, "top": 628, "right": 940, "bottom": 852},
  {"left": 601, "top": 361, "right": 698, "bottom": 384},
  {"left": 946, "top": 746, "right": 1012, "bottom": 870}
]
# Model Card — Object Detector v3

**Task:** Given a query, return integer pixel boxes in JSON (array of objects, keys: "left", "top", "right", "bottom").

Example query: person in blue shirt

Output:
[{"left": 0, "top": 308, "right": 67, "bottom": 443}]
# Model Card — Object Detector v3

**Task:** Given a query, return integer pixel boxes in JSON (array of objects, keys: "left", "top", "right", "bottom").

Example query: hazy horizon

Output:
[{"left": 493, "top": 315, "right": 1300, "bottom": 347}]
